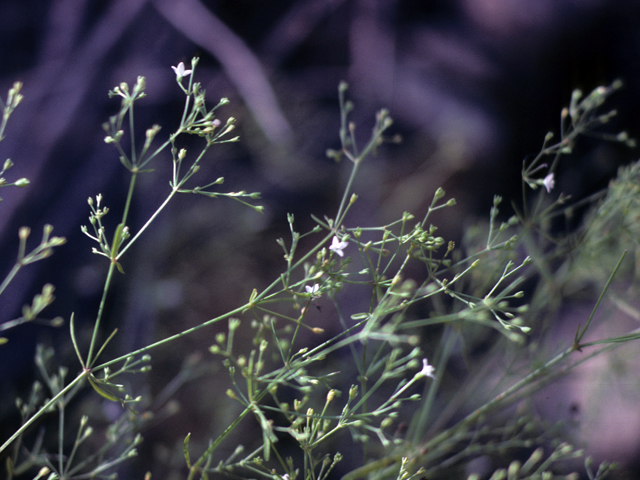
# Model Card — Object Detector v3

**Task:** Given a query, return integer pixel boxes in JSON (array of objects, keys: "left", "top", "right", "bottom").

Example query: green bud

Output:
[
  {"left": 133, "top": 76, "right": 146, "bottom": 97},
  {"left": 146, "top": 124, "right": 161, "bottom": 139},
  {"left": 349, "top": 385, "right": 358, "bottom": 400}
]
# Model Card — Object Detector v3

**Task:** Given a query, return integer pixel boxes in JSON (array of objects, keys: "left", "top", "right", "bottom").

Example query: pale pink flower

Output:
[
  {"left": 305, "top": 284, "right": 321, "bottom": 299},
  {"left": 419, "top": 358, "right": 436, "bottom": 379},
  {"left": 171, "top": 62, "right": 192, "bottom": 78},
  {"left": 542, "top": 173, "right": 555, "bottom": 193},
  {"left": 329, "top": 236, "right": 348, "bottom": 257}
]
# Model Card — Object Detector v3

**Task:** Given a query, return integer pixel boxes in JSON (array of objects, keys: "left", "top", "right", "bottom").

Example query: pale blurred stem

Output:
[
  {"left": 180, "top": 80, "right": 193, "bottom": 128},
  {"left": 0, "top": 372, "right": 88, "bottom": 455},
  {"left": 0, "top": 263, "right": 21, "bottom": 297},
  {"left": 344, "top": 327, "right": 628, "bottom": 480},
  {"left": 0, "top": 228, "right": 40, "bottom": 296},
  {"left": 335, "top": 159, "right": 360, "bottom": 227},
  {"left": 0, "top": 112, "right": 10, "bottom": 141},
  {"left": 408, "top": 326, "right": 457, "bottom": 444},
  {"left": 343, "top": 346, "right": 578, "bottom": 480},
  {"left": 58, "top": 397, "right": 64, "bottom": 474},
  {"left": 422, "top": 345, "right": 578, "bottom": 459},
  {"left": 360, "top": 339, "right": 369, "bottom": 463},
  {"left": 120, "top": 172, "right": 137, "bottom": 233},
  {"left": 129, "top": 101, "right": 137, "bottom": 166},
  {"left": 574, "top": 250, "right": 626, "bottom": 346}
]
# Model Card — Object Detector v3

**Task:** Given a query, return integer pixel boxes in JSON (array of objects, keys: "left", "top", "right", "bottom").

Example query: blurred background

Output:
[{"left": 0, "top": 0, "right": 639, "bottom": 478}]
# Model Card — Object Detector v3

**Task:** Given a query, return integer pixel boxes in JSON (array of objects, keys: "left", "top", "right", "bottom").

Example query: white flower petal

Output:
[
  {"left": 305, "top": 284, "right": 320, "bottom": 296},
  {"left": 420, "top": 358, "right": 436, "bottom": 379},
  {"left": 329, "top": 236, "right": 348, "bottom": 257},
  {"left": 171, "top": 62, "right": 192, "bottom": 78}
]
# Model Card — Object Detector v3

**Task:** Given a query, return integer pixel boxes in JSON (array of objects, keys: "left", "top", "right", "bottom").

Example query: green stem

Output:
[
  {"left": 86, "top": 173, "right": 139, "bottom": 367},
  {"left": 423, "top": 345, "right": 573, "bottom": 452},
  {"left": 574, "top": 250, "right": 626, "bottom": 347},
  {"left": 0, "top": 263, "right": 21, "bottom": 297},
  {"left": 116, "top": 188, "right": 178, "bottom": 261},
  {"left": 128, "top": 103, "right": 137, "bottom": 166},
  {"left": 86, "top": 263, "right": 116, "bottom": 367},
  {"left": 120, "top": 172, "right": 138, "bottom": 229},
  {"left": 334, "top": 160, "right": 360, "bottom": 228},
  {"left": 93, "top": 304, "right": 247, "bottom": 371},
  {"left": 0, "top": 372, "right": 88, "bottom": 455}
]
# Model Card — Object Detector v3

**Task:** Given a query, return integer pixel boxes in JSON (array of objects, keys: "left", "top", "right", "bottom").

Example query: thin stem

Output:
[
  {"left": 574, "top": 250, "right": 627, "bottom": 347},
  {"left": 94, "top": 304, "right": 246, "bottom": 371},
  {"left": 86, "top": 263, "right": 116, "bottom": 367},
  {"left": 116, "top": 188, "right": 178, "bottom": 260},
  {"left": 334, "top": 160, "right": 360, "bottom": 227},
  {"left": 128, "top": 102, "right": 137, "bottom": 166},
  {"left": 58, "top": 400, "right": 64, "bottom": 474},
  {"left": 120, "top": 172, "right": 138, "bottom": 229},
  {"left": 424, "top": 345, "right": 574, "bottom": 451},
  {"left": 180, "top": 86, "right": 192, "bottom": 128},
  {"left": 0, "top": 372, "right": 88, "bottom": 455},
  {"left": 87, "top": 173, "right": 138, "bottom": 366},
  {"left": 0, "top": 263, "right": 20, "bottom": 297}
]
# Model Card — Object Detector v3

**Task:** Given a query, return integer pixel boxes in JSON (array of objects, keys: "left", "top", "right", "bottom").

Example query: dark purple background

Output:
[{"left": 1, "top": 1, "right": 639, "bottom": 478}]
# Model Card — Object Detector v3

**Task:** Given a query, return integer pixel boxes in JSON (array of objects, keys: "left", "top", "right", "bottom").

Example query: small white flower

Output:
[
  {"left": 305, "top": 284, "right": 321, "bottom": 298},
  {"left": 542, "top": 173, "right": 555, "bottom": 193},
  {"left": 419, "top": 358, "right": 436, "bottom": 379},
  {"left": 171, "top": 62, "right": 192, "bottom": 78},
  {"left": 329, "top": 235, "right": 348, "bottom": 257}
]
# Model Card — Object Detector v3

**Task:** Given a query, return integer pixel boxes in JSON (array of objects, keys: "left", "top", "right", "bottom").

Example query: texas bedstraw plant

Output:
[{"left": 1, "top": 59, "right": 638, "bottom": 480}]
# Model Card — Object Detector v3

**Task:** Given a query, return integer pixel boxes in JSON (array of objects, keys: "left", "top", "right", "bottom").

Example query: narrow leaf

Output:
[
  {"left": 88, "top": 375, "right": 121, "bottom": 403},
  {"left": 69, "top": 313, "right": 85, "bottom": 368},
  {"left": 183, "top": 433, "right": 192, "bottom": 468}
]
